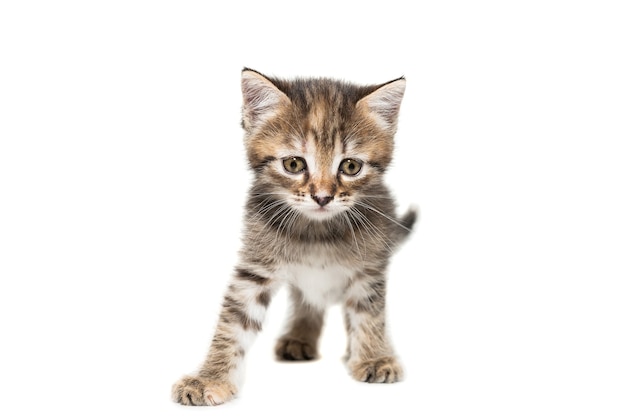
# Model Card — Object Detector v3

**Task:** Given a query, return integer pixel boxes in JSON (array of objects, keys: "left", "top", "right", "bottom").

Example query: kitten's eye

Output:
[
  {"left": 283, "top": 157, "right": 307, "bottom": 174},
  {"left": 339, "top": 159, "right": 362, "bottom": 176}
]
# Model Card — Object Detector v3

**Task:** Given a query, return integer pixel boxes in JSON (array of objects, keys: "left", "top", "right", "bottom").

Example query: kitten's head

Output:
[{"left": 241, "top": 68, "right": 405, "bottom": 222}]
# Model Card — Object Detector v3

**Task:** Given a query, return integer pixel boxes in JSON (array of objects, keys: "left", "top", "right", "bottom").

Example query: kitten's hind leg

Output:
[{"left": 275, "top": 287, "right": 324, "bottom": 361}]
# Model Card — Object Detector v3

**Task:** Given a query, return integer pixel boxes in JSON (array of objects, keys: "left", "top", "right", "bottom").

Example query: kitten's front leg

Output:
[
  {"left": 172, "top": 268, "right": 277, "bottom": 406},
  {"left": 344, "top": 275, "right": 403, "bottom": 383}
]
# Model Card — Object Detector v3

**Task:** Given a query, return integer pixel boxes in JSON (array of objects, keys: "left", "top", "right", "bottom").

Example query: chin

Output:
[{"left": 301, "top": 207, "right": 344, "bottom": 222}]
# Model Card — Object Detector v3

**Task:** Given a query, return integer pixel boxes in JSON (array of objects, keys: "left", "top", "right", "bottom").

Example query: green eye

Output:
[
  {"left": 339, "top": 159, "right": 362, "bottom": 176},
  {"left": 283, "top": 157, "right": 307, "bottom": 173}
]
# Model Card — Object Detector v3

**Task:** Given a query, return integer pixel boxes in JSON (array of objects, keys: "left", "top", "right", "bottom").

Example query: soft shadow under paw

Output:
[
  {"left": 275, "top": 338, "right": 318, "bottom": 361},
  {"left": 171, "top": 376, "right": 236, "bottom": 406},
  {"left": 349, "top": 356, "right": 403, "bottom": 383}
]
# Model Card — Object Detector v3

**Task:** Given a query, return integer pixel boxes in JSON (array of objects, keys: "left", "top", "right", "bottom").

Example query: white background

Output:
[{"left": 1, "top": 1, "right": 625, "bottom": 416}]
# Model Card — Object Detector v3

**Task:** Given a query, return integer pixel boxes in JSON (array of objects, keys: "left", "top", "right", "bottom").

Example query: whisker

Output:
[
  {"left": 353, "top": 201, "right": 412, "bottom": 232},
  {"left": 342, "top": 211, "right": 363, "bottom": 261},
  {"left": 348, "top": 207, "right": 394, "bottom": 254},
  {"left": 354, "top": 194, "right": 397, "bottom": 200}
]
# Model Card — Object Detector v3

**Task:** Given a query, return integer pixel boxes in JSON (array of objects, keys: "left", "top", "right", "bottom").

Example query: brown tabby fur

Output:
[{"left": 172, "top": 68, "right": 416, "bottom": 406}]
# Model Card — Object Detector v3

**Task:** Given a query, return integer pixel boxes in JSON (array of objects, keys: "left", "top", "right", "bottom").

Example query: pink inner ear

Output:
[
  {"left": 241, "top": 71, "right": 290, "bottom": 129},
  {"left": 357, "top": 78, "right": 406, "bottom": 130}
]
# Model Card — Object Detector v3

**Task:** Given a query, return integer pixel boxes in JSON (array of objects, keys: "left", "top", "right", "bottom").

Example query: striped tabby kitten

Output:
[{"left": 172, "top": 69, "right": 416, "bottom": 406}]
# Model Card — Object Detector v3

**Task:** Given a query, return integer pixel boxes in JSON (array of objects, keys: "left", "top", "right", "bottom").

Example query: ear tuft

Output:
[
  {"left": 241, "top": 69, "right": 290, "bottom": 131},
  {"left": 357, "top": 78, "right": 406, "bottom": 131}
]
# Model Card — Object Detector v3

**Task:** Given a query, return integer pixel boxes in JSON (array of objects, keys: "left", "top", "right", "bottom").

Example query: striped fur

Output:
[{"left": 172, "top": 69, "right": 416, "bottom": 406}]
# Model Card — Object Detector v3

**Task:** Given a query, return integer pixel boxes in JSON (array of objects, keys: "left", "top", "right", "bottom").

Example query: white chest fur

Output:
[{"left": 275, "top": 261, "right": 354, "bottom": 309}]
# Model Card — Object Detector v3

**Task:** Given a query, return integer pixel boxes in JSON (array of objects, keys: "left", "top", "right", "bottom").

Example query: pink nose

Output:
[{"left": 311, "top": 195, "right": 333, "bottom": 207}]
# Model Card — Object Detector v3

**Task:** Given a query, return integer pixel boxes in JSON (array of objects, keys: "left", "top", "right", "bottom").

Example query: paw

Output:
[
  {"left": 349, "top": 356, "right": 403, "bottom": 383},
  {"left": 171, "top": 376, "right": 236, "bottom": 406},
  {"left": 275, "top": 338, "right": 318, "bottom": 361}
]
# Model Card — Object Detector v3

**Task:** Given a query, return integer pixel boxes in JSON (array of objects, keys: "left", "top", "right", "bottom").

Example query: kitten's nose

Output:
[{"left": 311, "top": 195, "right": 334, "bottom": 207}]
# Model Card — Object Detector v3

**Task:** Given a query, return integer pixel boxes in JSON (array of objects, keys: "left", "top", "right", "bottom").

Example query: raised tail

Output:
[
  {"left": 400, "top": 206, "right": 418, "bottom": 231},
  {"left": 393, "top": 205, "right": 418, "bottom": 243}
]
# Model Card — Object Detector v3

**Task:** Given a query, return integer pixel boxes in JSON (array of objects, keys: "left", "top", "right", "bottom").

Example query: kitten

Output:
[{"left": 172, "top": 68, "right": 417, "bottom": 406}]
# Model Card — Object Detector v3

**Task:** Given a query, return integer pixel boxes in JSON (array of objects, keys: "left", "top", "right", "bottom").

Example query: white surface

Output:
[{"left": 1, "top": 1, "right": 625, "bottom": 416}]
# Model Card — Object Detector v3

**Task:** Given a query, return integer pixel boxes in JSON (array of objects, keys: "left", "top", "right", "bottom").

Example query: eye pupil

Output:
[
  {"left": 283, "top": 157, "right": 306, "bottom": 173},
  {"left": 340, "top": 159, "right": 362, "bottom": 176}
]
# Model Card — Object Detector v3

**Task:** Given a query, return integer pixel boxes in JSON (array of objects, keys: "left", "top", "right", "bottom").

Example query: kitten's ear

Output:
[
  {"left": 357, "top": 77, "right": 406, "bottom": 132},
  {"left": 241, "top": 68, "right": 290, "bottom": 131}
]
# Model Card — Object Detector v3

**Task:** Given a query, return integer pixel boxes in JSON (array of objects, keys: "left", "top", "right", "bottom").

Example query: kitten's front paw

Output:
[
  {"left": 171, "top": 376, "right": 236, "bottom": 406},
  {"left": 349, "top": 356, "right": 403, "bottom": 383},
  {"left": 275, "top": 338, "right": 318, "bottom": 361}
]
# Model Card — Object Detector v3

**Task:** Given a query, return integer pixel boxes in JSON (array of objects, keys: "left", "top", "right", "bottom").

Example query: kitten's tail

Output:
[
  {"left": 400, "top": 206, "right": 418, "bottom": 230},
  {"left": 396, "top": 205, "right": 418, "bottom": 241}
]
